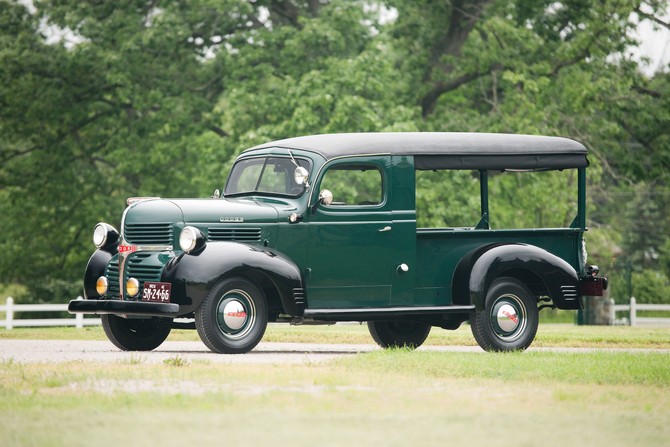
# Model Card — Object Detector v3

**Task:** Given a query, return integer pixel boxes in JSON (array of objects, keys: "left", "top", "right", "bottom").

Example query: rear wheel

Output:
[
  {"left": 101, "top": 314, "right": 171, "bottom": 351},
  {"left": 470, "top": 277, "right": 539, "bottom": 352},
  {"left": 368, "top": 320, "right": 431, "bottom": 349},
  {"left": 195, "top": 276, "right": 268, "bottom": 354}
]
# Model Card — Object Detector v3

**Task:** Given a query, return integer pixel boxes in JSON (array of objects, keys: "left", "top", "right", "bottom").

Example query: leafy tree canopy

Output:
[{"left": 1, "top": 0, "right": 669, "bottom": 303}]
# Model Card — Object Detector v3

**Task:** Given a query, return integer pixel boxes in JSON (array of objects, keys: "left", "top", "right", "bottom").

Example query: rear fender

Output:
[
  {"left": 452, "top": 243, "right": 581, "bottom": 311},
  {"left": 162, "top": 242, "right": 304, "bottom": 316}
]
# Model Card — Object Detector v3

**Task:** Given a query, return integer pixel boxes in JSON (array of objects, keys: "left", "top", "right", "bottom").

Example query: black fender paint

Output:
[
  {"left": 452, "top": 243, "right": 580, "bottom": 311},
  {"left": 161, "top": 242, "right": 304, "bottom": 317},
  {"left": 83, "top": 247, "right": 117, "bottom": 300},
  {"left": 451, "top": 243, "right": 505, "bottom": 307}
]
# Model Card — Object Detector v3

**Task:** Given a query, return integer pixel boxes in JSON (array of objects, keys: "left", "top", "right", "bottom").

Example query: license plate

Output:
[
  {"left": 580, "top": 278, "right": 604, "bottom": 297},
  {"left": 142, "top": 282, "right": 171, "bottom": 303}
]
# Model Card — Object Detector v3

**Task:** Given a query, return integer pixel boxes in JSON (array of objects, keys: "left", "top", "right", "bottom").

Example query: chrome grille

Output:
[
  {"left": 126, "top": 253, "right": 162, "bottom": 298},
  {"left": 208, "top": 227, "right": 262, "bottom": 243},
  {"left": 105, "top": 258, "right": 120, "bottom": 297},
  {"left": 124, "top": 223, "right": 172, "bottom": 245}
]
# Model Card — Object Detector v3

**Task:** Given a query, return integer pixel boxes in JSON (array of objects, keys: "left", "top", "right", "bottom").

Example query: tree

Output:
[
  {"left": 1, "top": 0, "right": 669, "bottom": 304},
  {"left": 0, "top": 0, "right": 231, "bottom": 301}
]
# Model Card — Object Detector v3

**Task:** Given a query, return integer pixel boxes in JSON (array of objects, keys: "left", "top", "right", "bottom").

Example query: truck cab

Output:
[{"left": 70, "top": 132, "right": 607, "bottom": 353}]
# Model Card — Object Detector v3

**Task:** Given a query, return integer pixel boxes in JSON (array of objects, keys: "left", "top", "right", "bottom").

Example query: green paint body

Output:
[{"left": 118, "top": 148, "right": 586, "bottom": 312}]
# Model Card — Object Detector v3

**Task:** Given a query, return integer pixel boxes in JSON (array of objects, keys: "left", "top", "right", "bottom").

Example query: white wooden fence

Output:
[
  {"left": 0, "top": 297, "right": 101, "bottom": 329},
  {"left": 3, "top": 296, "right": 670, "bottom": 329},
  {"left": 611, "top": 297, "right": 670, "bottom": 326}
]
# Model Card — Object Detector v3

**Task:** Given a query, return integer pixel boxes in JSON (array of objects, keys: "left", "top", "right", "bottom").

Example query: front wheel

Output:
[
  {"left": 195, "top": 276, "right": 268, "bottom": 354},
  {"left": 470, "top": 277, "right": 539, "bottom": 352},
  {"left": 368, "top": 320, "right": 431, "bottom": 349},
  {"left": 101, "top": 314, "right": 171, "bottom": 351}
]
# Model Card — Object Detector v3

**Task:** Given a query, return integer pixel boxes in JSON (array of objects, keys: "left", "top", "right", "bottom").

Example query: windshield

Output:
[{"left": 224, "top": 156, "right": 312, "bottom": 197}]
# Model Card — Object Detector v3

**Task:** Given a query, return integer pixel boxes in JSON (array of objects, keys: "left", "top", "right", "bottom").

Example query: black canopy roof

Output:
[{"left": 247, "top": 132, "right": 589, "bottom": 171}]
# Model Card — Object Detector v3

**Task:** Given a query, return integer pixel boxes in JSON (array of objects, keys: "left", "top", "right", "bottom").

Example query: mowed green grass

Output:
[
  {"left": 1, "top": 349, "right": 669, "bottom": 447},
  {"left": 2, "top": 323, "right": 670, "bottom": 349}
]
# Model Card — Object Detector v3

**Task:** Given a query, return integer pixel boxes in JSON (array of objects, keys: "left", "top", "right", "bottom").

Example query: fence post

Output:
[
  {"left": 75, "top": 296, "right": 84, "bottom": 329},
  {"left": 630, "top": 296, "right": 636, "bottom": 327},
  {"left": 6, "top": 297, "right": 13, "bottom": 330},
  {"left": 610, "top": 298, "right": 616, "bottom": 324}
]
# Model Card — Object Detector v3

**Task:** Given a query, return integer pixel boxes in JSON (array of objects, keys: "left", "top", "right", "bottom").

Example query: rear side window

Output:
[
  {"left": 416, "top": 169, "right": 480, "bottom": 228},
  {"left": 489, "top": 170, "right": 578, "bottom": 229},
  {"left": 320, "top": 165, "right": 383, "bottom": 206}
]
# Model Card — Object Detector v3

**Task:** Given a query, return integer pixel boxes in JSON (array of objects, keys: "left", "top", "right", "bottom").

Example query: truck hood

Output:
[
  {"left": 123, "top": 198, "right": 279, "bottom": 228},
  {"left": 166, "top": 198, "right": 279, "bottom": 224}
]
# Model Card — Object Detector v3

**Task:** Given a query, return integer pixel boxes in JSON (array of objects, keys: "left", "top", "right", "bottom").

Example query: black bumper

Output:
[{"left": 68, "top": 299, "right": 180, "bottom": 318}]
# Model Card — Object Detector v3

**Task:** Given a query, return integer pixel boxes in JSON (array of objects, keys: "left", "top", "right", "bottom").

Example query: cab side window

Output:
[{"left": 321, "top": 165, "right": 383, "bottom": 206}]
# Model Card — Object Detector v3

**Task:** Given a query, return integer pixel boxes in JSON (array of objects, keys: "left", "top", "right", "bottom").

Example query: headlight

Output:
[
  {"left": 126, "top": 278, "right": 140, "bottom": 297},
  {"left": 93, "top": 224, "right": 107, "bottom": 247},
  {"left": 93, "top": 223, "right": 119, "bottom": 249},
  {"left": 179, "top": 226, "right": 205, "bottom": 253},
  {"left": 96, "top": 277, "right": 109, "bottom": 296}
]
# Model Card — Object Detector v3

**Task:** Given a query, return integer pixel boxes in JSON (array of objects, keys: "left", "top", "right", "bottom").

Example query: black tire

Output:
[
  {"left": 470, "top": 277, "right": 539, "bottom": 352},
  {"left": 195, "top": 276, "right": 268, "bottom": 354},
  {"left": 367, "top": 320, "right": 431, "bottom": 349},
  {"left": 101, "top": 314, "right": 171, "bottom": 351}
]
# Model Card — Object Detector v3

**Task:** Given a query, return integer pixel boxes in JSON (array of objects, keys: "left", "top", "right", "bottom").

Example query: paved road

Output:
[{"left": 1, "top": 340, "right": 668, "bottom": 364}]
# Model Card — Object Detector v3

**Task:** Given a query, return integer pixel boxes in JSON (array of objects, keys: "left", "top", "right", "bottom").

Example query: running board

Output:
[{"left": 303, "top": 305, "right": 476, "bottom": 321}]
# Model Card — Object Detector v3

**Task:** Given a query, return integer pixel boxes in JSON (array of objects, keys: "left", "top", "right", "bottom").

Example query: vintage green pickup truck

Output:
[{"left": 69, "top": 132, "right": 606, "bottom": 353}]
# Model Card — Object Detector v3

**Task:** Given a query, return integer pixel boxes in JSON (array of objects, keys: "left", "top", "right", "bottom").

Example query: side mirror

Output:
[
  {"left": 311, "top": 189, "right": 333, "bottom": 214},
  {"left": 319, "top": 189, "right": 333, "bottom": 206}
]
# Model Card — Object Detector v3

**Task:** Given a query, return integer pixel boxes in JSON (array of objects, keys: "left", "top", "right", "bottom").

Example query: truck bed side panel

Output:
[{"left": 415, "top": 228, "right": 582, "bottom": 305}]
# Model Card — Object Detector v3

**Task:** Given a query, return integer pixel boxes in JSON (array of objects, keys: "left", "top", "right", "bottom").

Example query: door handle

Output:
[{"left": 379, "top": 226, "right": 392, "bottom": 232}]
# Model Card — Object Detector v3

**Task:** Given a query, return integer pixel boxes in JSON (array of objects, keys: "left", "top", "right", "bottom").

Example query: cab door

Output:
[{"left": 306, "top": 157, "right": 393, "bottom": 309}]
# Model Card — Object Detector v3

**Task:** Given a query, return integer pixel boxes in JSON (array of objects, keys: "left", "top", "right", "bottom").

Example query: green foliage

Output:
[
  {"left": 415, "top": 170, "right": 480, "bottom": 228},
  {"left": 0, "top": 0, "right": 232, "bottom": 302},
  {"left": 489, "top": 170, "right": 578, "bottom": 229},
  {"left": 1, "top": 0, "right": 669, "bottom": 303},
  {"left": 631, "top": 270, "right": 670, "bottom": 304},
  {"left": 163, "top": 355, "right": 188, "bottom": 367},
  {"left": 118, "top": 354, "right": 147, "bottom": 365},
  {"left": 321, "top": 167, "right": 382, "bottom": 205}
]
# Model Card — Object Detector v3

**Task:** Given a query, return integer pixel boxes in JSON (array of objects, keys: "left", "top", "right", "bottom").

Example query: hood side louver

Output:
[{"left": 207, "top": 227, "right": 262, "bottom": 243}]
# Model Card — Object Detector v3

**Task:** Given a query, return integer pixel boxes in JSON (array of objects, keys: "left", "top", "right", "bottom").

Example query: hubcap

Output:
[
  {"left": 496, "top": 304, "right": 519, "bottom": 332},
  {"left": 490, "top": 293, "right": 527, "bottom": 341},
  {"left": 222, "top": 300, "right": 247, "bottom": 330},
  {"left": 216, "top": 289, "right": 256, "bottom": 340}
]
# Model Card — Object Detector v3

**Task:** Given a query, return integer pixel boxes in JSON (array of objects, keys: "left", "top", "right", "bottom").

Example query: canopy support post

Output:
[
  {"left": 570, "top": 168, "right": 587, "bottom": 230},
  {"left": 476, "top": 170, "right": 489, "bottom": 230}
]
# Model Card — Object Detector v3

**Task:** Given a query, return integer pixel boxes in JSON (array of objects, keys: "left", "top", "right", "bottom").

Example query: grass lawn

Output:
[
  {"left": 1, "top": 349, "right": 669, "bottom": 447},
  {"left": 2, "top": 324, "right": 669, "bottom": 446},
  {"left": 2, "top": 323, "right": 670, "bottom": 350}
]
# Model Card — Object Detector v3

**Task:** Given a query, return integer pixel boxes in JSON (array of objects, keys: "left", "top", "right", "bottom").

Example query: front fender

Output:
[
  {"left": 162, "top": 242, "right": 304, "bottom": 316},
  {"left": 455, "top": 243, "right": 580, "bottom": 311},
  {"left": 84, "top": 249, "right": 116, "bottom": 300}
]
